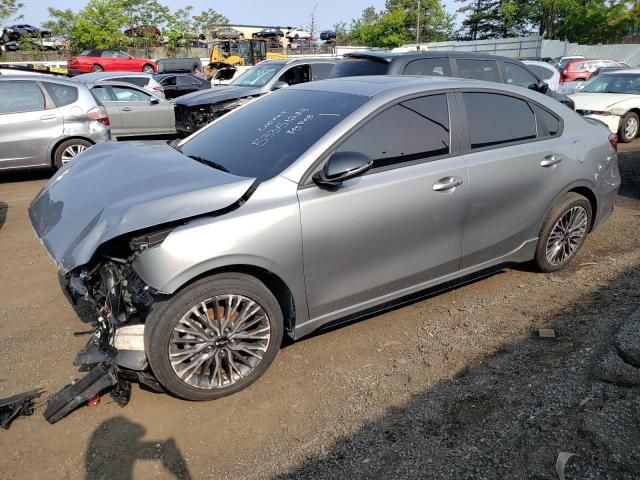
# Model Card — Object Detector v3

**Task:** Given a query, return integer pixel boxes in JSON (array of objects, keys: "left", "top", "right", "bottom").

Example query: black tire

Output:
[
  {"left": 53, "top": 138, "right": 92, "bottom": 168},
  {"left": 91, "top": 64, "right": 103, "bottom": 72},
  {"left": 145, "top": 273, "right": 284, "bottom": 401},
  {"left": 534, "top": 192, "right": 592, "bottom": 273},
  {"left": 142, "top": 64, "right": 154, "bottom": 73},
  {"left": 618, "top": 111, "right": 639, "bottom": 143}
]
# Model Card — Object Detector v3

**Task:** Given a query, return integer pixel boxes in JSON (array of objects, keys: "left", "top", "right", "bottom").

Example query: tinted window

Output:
[
  {"left": 463, "top": 92, "right": 536, "bottom": 149},
  {"left": 311, "top": 63, "right": 334, "bottom": 81},
  {"left": 232, "top": 63, "right": 284, "bottom": 87},
  {"left": 404, "top": 58, "right": 451, "bottom": 77},
  {"left": 43, "top": 82, "right": 78, "bottom": 107},
  {"left": 160, "top": 76, "right": 176, "bottom": 86},
  {"left": 331, "top": 59, "right": 389, "bottom": 77},
  {"left": 504, "top": 63, "right": 539, "bottom": 88},
  {"left": 177, "top": 76, "right": 196, "bottom": 86},
  {"left": 336, "top": 94, "right": 450, "bottom": 169},
  {"left": 112, "top": 86, "right": 150, "bottom": 101},
  {"left": 279, "top": 65, "right": 310, "bottom": 85},
  {"left": 457, "top": 59, "right": 500, "bottom": 82},
  {"left": 533, "top": 105, "right": 560, "bottom": 137},
  {"left": 0, "top": 80, "right": 45, "bottom": 114},
  {"left": 178, "top": 89, "right": 367, "bottom": 182}
]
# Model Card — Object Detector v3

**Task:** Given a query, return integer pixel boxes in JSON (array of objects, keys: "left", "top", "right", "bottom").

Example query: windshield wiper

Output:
[{"left": 186, "top": 155, "right": 230, "bottom": 173}]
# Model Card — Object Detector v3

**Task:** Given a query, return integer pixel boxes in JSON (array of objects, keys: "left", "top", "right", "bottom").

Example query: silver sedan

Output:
[{"left": 30, "top": 76, "right": 620, "bottom": 401}]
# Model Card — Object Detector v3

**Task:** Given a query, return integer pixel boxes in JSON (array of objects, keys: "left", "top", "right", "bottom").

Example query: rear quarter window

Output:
[{"left": 43, "top": 82, "right": 79, "bottom": 107}]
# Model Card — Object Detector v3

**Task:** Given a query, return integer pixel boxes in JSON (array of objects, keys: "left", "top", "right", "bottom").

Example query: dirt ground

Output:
[{"left": 0, "top": 141, "right": 639, "bottom": 480}]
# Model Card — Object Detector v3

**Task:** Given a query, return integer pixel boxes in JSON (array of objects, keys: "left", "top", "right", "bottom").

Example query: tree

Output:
[
  {"left": 306, "top": 3, "right": 319, "bottom": 41},
  {"left": 0, "top": 0, "right": 23, "bottom": 25},
  {"left": 351, "top": 7, "right": 413, "bottom": 47},
  {"left": 333, "top": 21, "right": 351, "bottom": 44},
  {"left": 193, "top": 8, "right": 229, "bottom": 39},
  {"left": 385, "top": 0, "right": 455, "bottom": 42},
  {"left": 164, "top": 6, "right": 195, "bottom": 56}
]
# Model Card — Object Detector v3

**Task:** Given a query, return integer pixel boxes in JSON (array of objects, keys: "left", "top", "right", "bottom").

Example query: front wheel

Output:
[
  {"left": 534, "top": 192, "right": 592, "bottom": 272},
  {"left": 145, "top": 273, "right": 284, "bottom": 401},
  {"left": 618, "top": 112, "right": 639, "bottom": 143},
  {"left": 142, "top": 64, "right": 155, "bottom": 73}
]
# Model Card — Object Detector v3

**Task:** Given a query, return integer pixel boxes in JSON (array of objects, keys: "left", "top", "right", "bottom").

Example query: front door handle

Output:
[
  {"left": 121, "top": 107, "right": 133, "bottom": 112},
  {"left": 541, "top": 155, "right": 562, "bottom": 167},
  {"left": 40, "top": 114, "right": 57, "bottom": 121},
  {"left": 433, "top": 176, "right": 464, "bottom": 192}
]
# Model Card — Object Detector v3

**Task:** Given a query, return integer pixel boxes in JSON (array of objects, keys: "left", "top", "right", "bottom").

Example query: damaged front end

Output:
[{"left": 175, "top": 97, "right": 256, "bottom": 135}]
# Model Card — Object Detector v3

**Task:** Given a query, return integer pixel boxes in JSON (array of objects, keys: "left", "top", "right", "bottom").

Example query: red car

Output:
[
  {"left": 67, "top": 49, "right": 156, "bottom": 75},
  {"left": 560, "top": 58, "right": 625, "bottom": 82}
]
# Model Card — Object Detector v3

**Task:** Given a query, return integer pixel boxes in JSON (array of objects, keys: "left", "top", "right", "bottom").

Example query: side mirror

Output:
[
  {"left": 150, "top": 97, "right": 160, "bottom": 105},
  {"left": 313, "top": 151, "right": 373, "bottom": 188},
  {"left": 271, "top": 81, "right": 289, "bottom": 91},
  {"left": 535, "top": 81, "right": 549, "bottom": 94}
]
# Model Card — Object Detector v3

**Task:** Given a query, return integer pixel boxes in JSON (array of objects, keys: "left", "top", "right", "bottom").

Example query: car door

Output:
[
  {"left": 0, "top": 80, "right": 62, "bottom": 169},
  {"left": 297, "top": 93, "right": 468, "bottom": 320},
  {"left": 458, "top": 90, "right": 570, "bottom": 268},
  {"left": 109, "top": 85, "right": 173, "bottom": 135}
]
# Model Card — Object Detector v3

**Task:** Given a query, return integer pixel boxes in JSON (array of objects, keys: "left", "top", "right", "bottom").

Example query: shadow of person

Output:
[{"left": 85, "top": 416, "right": 191, "bottom": 480}]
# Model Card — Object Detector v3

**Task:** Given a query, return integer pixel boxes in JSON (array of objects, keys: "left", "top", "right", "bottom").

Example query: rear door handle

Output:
[
  {"left": 433, "top": 176, "right": 464, "bottom": 192},
  {"left": 121, "top": 107, "right": 133, "bottom": 112},
  {"left": 541, "top": 155, "right": 562, "bottom": 167},
  {"left": 40, "top": 114, "right": 57, "bottom": 121}
]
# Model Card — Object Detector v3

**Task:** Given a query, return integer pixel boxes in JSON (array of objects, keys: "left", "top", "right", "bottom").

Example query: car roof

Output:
[
  {"left": 598, "top": 68, "right": 640, "bottom": 74},
  {"left": 342, "top": 50, "right": 521, "bottom": 63},
  {"left": 0, "top": 74, "right": 78, "bottom": 85},
  {"left": 290, "top": 75, "right": 523, "bottom": 98},
  {"left": 259, "top": 57, "right": 336, "bottom": 67},
  {"left": 73, "top": 71, "right": 152, "bottom": 81}
]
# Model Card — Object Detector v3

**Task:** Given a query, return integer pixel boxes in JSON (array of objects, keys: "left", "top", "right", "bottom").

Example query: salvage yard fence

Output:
[{"left": 411, "top": 36, "right": 640, "bottom": 66}]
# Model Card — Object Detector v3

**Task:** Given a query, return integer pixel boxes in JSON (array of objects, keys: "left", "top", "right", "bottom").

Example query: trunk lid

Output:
[{"left": 29, "top": 141, "right": 255, "bottom": 272}]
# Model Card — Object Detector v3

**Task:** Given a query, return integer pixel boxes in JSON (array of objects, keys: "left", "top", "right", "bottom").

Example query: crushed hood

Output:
[
  {"left": 569, "top": 92, "right": 640, "bottom": 111},
  {"left": 29, "top": 142, "right": 255, "bottom": 273},
  {"left": 175, "top": 85, "right": 262, "bottom": 107}
]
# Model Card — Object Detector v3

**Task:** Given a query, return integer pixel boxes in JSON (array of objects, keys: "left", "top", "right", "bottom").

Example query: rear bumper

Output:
[{"left": 584, "top": 114, "right": 620, "bottom": 134}]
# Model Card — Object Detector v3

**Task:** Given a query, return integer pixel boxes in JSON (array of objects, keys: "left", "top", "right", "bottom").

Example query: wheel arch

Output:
[
  {"left": 166, "top": 264, "right": 297, "bottom": 337},
  {"left": 48, "top": 136, "right": 96, "bottom": 166},
  {"left": 540, "top": 182, "right": 598, "bottom": 234}
]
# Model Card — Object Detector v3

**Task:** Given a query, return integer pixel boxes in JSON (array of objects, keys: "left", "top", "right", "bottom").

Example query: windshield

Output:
[
  {"left": 231, "top": 63, "right": 284, "bottom": 87},
  {"left": 581, "top": 73, "right": 640, "bottom": 94},
  {"left": 178, "top": 89, "right": 367, "bottom": 182}
]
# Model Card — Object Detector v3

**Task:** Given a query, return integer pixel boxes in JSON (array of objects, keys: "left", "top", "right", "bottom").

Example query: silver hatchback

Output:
[
  {"left": 29, "top": 77, "right": 620, "bottom": 400},
  {"left": 0, "top": 75, "right": 110, "bottom": 171}
]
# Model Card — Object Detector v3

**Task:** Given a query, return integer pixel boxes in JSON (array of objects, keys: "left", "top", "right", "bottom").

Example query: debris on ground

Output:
[
  {"left": 538, "top": 328, "right": 556, "bottom": 339},
  {"left": 0, "top": 389, "right": 44, "bottom": 430}
]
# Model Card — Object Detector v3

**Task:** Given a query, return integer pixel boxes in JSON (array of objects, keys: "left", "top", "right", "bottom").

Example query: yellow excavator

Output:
[{"left": 209, "top": 39, "right": 286, "bottom": 68}]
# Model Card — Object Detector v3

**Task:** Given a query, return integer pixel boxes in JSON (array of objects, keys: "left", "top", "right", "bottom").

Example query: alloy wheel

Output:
[
  {"left": 60, "top": 144, "right": 88, "bottom": 164},
  {"left": 169, "top": 294, "right": 271, "bottom": 389},
  {"left": 545, "top": 206, "right": 588, "bottom": 265},
  {"left": 624, "top": 117, "right": 638, "bottom": 140}
]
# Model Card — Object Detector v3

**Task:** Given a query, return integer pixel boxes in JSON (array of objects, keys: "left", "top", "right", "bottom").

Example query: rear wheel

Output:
[
  {"left": 534, "top": 192, "right": 592, "bottom": 272},
  {"left": 145, "top": 273, "right": 284, "bottom": 401},
  {"left": 91, "top": 64, "right": 103, "bottom": 72},
  {"left": 142, "top": 64, "right": 155, "bottom": 73},
  {"left": 53, "top": 138, "right": 92, "bottom": 168},
  {"left": 618, "top": 112, "right": 639, "bottom": 143}
]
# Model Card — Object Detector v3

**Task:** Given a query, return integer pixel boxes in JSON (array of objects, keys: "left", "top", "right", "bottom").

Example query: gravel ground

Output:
[{"left": 0, "top": 141, "right": 638, "bottom": 480}]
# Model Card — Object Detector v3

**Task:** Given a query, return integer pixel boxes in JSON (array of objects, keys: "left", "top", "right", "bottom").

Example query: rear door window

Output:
[
  {"left": 331, "top": 59, "right": 389, "bottom": 77},
  {"left": 336, "top": 94, "right": 450, "bottom": 170},
  {"left": 527, "top": 64, "right": 554, "bottom": 80},
  {"left": 43, "top": 82, "right": 79, "bottom": 107},
  {"left": 160, "top": 76, "right": 176, "bottom": 86},
  {"left": 404, "top": 58, "right": 451, "bottom": 77},
  {"left": 463, "top": 92, "right": 536, "bottom": 149},
  {"left": 177, "top": 76, "right": 197, "bottom": 86},
  {"left": 0, "top": 80, "right": 45, "bottom": 114},
  {"left": 504, "top": 63, "right": 539, "bottom": 88},
  {"left": 456, "top": 59, "right": 500, "bottom": 82},
  {"left": 310, "top": 63, "right": 334, "bottom": 81}
]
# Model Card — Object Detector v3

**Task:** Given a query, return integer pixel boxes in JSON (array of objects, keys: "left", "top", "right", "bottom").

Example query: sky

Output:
[{"left": 17, "top": 0, "right": 458, "bottom": 31}]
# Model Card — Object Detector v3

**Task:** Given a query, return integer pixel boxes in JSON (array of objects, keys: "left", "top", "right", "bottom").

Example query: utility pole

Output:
[{"left": 416, "top": 0, "right": 421, "bottom": 45}]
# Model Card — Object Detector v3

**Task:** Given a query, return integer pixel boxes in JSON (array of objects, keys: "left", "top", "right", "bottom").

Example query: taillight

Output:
[
  {"left": 87, "top": 106, "right": 110, "bottom": 126},
  {"left": 608, "top": 133, "right": 618, "bottom": 152}
]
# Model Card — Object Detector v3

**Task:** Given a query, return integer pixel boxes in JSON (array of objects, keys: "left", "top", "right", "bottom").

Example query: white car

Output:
[
  {"left": 569, "top": 69, "right": 640, "bottom": 142},
  {"left": 523, "top": 60, "right": 561, "bottom": 92},
  {"left": 72, "top": 72, "right": 166, "bottom": 99},
  {"left": 286, "top": 28, "right": 311, "bottom": 39},
  {"left": 211, "top": 66, "right": 252, "bottom": 86}
]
